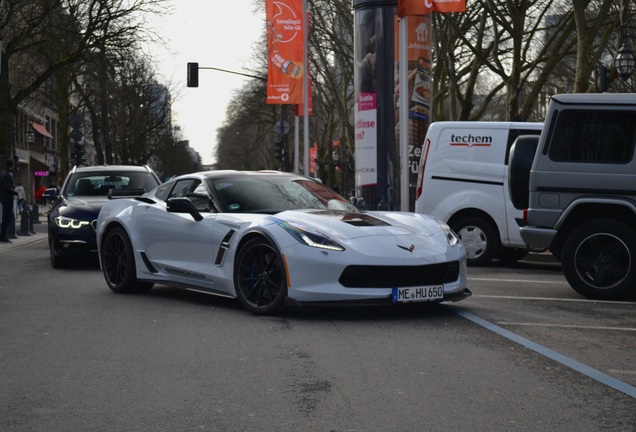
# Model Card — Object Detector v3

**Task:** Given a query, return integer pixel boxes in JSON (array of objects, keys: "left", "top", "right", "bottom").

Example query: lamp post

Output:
[
  {"left": 615, "top": 41, "right": 635, "bottom": 80},
  {"left": 615, "top": 23, "right": 636, "bottom": 81},
  {"left": 25, "top": 123, "right": 35, "bottom": 144}
]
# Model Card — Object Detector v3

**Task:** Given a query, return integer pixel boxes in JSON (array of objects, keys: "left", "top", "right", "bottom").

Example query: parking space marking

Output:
[
  {"left": 455, "top": 310, "right": 636, "bottom": 400},
  {"left": 470, "top": 277, "right": 569, "bottom": 285},
  {"left": 496, "top": 322, "right": 636, "bottom": 332},
  {"left": 472, "top": 294, "right": 636, "bottom": 306}
]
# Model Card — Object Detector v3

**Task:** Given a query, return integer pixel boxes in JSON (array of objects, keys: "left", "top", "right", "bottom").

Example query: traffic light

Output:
[
  {"left": 69, "top": 114, "right": 83, "bottom": 143},
  {"left": 274, "top": 140, "right": 284, "bottom": 161},
  {"left": 187, "top": 62, "right": 199, "bottom": 87},
  {"left": 74, "top": 142, "right": 87, "bottom": 166}
]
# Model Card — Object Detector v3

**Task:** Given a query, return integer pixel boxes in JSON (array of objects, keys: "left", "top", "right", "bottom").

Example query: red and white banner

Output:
[
  {"left": 266, "top": 0, "right": 304, "bottom": 104},
  {"left": 398, "top": 0, "right": 466, "bottom": 17}
]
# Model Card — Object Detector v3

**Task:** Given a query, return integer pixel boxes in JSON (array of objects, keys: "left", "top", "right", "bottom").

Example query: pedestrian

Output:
[
  {"left": 35, "top": 184, "right": 46, "bottom": 206},
  {"left": 0, "top": 159, "right": 19, "bottom": 243},
  {"left": 15, "top": 182, "right": 25, "bottom": 212}
]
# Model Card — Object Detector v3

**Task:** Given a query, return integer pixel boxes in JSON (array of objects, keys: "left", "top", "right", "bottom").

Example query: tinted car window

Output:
[
  {"left": 65, "top": 171, "right": 159, "bottom": 197},
  {"left": 548, "top": 110, "right": 636, "bottom": 163},
  {"left": 212, "top": 177, "right": 357, "bottom": 213}
]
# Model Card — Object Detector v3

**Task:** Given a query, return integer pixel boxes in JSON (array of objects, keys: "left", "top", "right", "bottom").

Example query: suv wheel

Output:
[{"left": 561, "top": 219, "right": 636, "bottom": 300}]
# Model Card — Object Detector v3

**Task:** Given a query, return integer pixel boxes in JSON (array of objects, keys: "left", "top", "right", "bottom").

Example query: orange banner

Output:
[
  {"left": 398, "top": 0, "right": 466, "bottom": 17},
  {"left": 266, "top": 0, "right": 304, "bottom": 104}
]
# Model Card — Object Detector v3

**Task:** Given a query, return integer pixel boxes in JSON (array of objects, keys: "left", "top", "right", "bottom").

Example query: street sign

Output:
[{"left": 274, "top": 120, "right": 290, "bottom": 136}]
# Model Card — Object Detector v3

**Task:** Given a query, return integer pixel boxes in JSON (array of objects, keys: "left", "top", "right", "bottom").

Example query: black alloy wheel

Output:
[
  {"left": 234, "top": 237, "right": 287, "bottom": 315},
  {"left": 561, "top": 219, "right": 635, "bottom": 300}
]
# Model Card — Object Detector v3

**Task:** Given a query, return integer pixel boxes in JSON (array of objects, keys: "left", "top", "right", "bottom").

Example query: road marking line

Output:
[
  {"left": 471, "top": 294, "right": 636, "bottom": 305},
  {"left": 470, "top": 277, "right": 569, "bottom": 284},
  {"left": 496, "top": 322, "right": 636, "bottom": 332},
  {"left": 455, "top": 310, "right": 636, "bottom": 400}
]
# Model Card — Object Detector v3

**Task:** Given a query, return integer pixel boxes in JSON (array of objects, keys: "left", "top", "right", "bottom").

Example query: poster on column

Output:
[
  {"left": 354, "top": 93, "right": 378, "bottom": 186},
  {"left": 354, "top": 8, "right": 379, "bottom": 187},
  {"left": 395, "top": 14, "right": 432, "bottom": 204},
  {"left": 266, "top": 0, "right": 304, "bottom": 105}
]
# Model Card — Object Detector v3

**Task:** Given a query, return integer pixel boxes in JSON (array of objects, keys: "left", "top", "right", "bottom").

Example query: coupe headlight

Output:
[
  {"left": 54, "top": 216, "right": 91, "bottom": 229},
  {"left": 436, "top": 220, "right": 460, "bottom": 247},
  {"left": 280, "top": 221, "right": 345, "bottom": 251}
]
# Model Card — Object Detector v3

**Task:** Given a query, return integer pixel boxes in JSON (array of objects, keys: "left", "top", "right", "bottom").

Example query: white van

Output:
[{"left": 414, "top": 121, "right": 543, "bottom": 265}]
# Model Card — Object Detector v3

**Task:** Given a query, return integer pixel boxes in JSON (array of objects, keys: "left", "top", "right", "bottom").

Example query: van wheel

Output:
[
  {"left": 452, "top": 217, "right": 499, "bottom": 266},
  {"left": 561, "top": 219, "right": 636, "bottom": 300}
]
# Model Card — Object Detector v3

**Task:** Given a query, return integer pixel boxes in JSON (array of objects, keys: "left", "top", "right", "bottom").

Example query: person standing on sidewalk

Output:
[
  {"left": 0, "top": 159, "right": 19, "bottom": 243},
  {"left": 15, "top": 182, "right": 25, "bottom": 212}
]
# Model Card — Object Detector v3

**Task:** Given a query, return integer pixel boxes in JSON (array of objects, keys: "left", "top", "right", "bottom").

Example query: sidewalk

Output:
[{"left": 0, "top": 213, "right": 48, "bottom": 253}]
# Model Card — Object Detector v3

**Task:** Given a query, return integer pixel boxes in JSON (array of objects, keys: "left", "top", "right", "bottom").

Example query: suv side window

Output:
[{"left": 548, "top": 110, "right": 636, "bottom": 163}]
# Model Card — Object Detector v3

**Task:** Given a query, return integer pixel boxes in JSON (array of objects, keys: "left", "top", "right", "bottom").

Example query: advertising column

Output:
[
  {"left": 396, "top": 15, "right": 432, "bottom": 210},
  {"left": 352, "top": 0, "right": 398, "bottom": 210}
]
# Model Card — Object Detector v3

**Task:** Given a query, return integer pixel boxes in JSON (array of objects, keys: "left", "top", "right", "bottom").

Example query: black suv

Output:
[{"left": 48, "top": 165, "right": 161, "bottom": 268}]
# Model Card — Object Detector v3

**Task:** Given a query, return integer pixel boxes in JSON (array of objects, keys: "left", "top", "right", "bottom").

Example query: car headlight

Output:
[
  {"left": 54, "top": 216, "right": 91, "bottom": 229},
  {"left": 280, "top": 221, "right": 345, "bottom": 251},
  {"left": 436, "top": 220, "right": 460, "bottom": 247}
]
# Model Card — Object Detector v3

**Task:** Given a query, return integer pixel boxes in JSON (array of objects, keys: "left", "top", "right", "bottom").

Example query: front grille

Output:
[{"left": 339, "top": 261, "right": 460, "bottom": 288}]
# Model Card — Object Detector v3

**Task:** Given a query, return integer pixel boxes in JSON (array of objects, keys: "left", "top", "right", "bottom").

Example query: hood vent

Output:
[{"left": 306, "top": 210, "right": 390, "bottom": 227}]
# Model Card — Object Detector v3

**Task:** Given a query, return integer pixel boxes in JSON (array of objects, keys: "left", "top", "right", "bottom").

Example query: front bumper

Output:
[{"left": 285, "top": 287, "right": 472, "bottom": 309}]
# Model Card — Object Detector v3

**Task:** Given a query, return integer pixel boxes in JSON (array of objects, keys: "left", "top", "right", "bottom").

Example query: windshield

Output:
[
  {"left": 64, "top": 171, "right": 159, "bottom": 197},
  {"left": 212, "top": 177, "right": 359, "bottom": 214}
]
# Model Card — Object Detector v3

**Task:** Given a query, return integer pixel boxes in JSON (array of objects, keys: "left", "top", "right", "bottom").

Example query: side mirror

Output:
[
  {"left": 166, "top": 197, "right": 203, "bottom": 221},
  {"left": 42, "top": 187, "right": 58, "bottom": 199}
]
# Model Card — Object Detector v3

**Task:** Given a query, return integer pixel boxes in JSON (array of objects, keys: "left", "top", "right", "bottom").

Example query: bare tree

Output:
[{"left": 0, "top": 0, "right": 168, "bottom": 161}]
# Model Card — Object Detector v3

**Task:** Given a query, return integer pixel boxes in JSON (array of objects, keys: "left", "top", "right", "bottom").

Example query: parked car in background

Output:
[
  {"left": 415, "top": 121, "right": 543, "bottom": 265},
  {"left": 48, "top": 165, "right": 161, "bottom": 268},
  {"left": 96, "top": 170, "right": 470, "bottom": 315}
]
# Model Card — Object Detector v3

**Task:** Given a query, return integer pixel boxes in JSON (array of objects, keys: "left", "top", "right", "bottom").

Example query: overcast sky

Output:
[{"left": 148, "top": 1, "right": 265, "bottom": 165}]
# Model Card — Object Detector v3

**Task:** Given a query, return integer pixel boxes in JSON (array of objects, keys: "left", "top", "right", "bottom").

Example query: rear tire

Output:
[
  {"left": 452, "top": 217, "right": 499, "bottom": 266},
  {"left": 101, "top": 227, "right": 153, "bottom": 293},
  {"left": 561, "top": 219, "right": 636, "bottom": 300}
]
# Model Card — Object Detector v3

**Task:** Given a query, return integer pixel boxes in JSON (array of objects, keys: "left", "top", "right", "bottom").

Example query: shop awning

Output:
[{"left": 31, "top": 122, "right": 54, "bottom": 139}]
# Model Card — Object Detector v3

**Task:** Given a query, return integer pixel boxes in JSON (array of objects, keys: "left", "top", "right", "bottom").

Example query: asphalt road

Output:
[{"left": 1, "top": 235, "right": 634, "bottom": 432}]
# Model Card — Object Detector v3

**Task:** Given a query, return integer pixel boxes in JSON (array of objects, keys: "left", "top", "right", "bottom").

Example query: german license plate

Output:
[{"left": 392, "top": 285, "right": 444, "bottom": 302}]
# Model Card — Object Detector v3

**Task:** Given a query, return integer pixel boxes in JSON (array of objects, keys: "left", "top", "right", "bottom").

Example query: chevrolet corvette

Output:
[{"left": 96, "top": 170, "right": 470, "bottom": 314}]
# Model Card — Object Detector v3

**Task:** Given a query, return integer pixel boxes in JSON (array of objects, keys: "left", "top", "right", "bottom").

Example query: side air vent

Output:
[{"left": 215, "top": 229, "right": 237, "bottom": 265}]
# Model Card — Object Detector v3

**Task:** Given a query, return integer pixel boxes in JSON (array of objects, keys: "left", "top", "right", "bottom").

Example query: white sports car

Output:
[{"left": 96, "top": 170, "right": 470, "bottom": 314}]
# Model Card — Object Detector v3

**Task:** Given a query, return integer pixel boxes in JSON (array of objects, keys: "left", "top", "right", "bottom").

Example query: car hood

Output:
[
  {"left": 60, "top": 196, "right": 108, "bottom": 216},
  {"left": 275, "top": 209, "right": 437, "bottom": 240}
]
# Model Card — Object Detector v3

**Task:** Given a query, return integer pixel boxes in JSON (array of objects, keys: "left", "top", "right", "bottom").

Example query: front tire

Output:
[
  {"left": 101, "top": 227, "right": 153, "bottom": 293},
  {"left": 49, "top": 241, "right": 67, "bottom": 269},
  {"left": 452, "top": 217, "right": 499, "bottom": 266},
  {"left": 234, "top": 237, "right": 287, "bottom": 315},
  {"left": 561, "top": 219, "right": 636, "bottom": 300}
]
